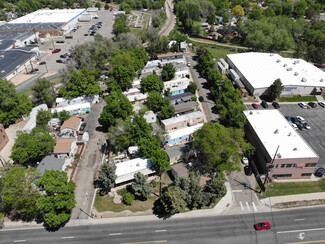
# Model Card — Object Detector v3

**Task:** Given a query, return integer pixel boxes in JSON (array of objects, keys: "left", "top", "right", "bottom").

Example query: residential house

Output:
[
  {"left": 143, "top": 110, "right": 156, "bottom": 123},
  {"left": 127, "top": 93, "right": 148, "bottom": 105},
  {"left": 174, "top": 63, "right": 190, "bottom": 80},
  {"left": 165, "top": 142, "right": 192, "bottom": 164},
  {"left": 161, "top": 111, "right": 204, "bottom": 131},
  {"left": 0, "top": 124, "right": 9, "bottom": 152},
  {"left": 174, "top": 101, "right": 197, "bottom": 115},
  {"left": 56, "top": 95, "right": 99, "bottom": 107},
  {"left": 52, "top": 138, "right": 77, "bottom": 158},
  {"left": 22, "top": 104, "right": 48, "bottom": 133},
  {"left": 157, "top": 52, "right": 184, "bottom": 61},
  {"left": 123, "top": 88, "right": 141, "bottom": 96},
  {"left": 60, "top": 116, "right": 82, "bottom": 138},
  {"left": 37, "top": 156, "right": 66, "bottom": 175},
  {"left": 164, "top": 92, "right": 194, "bottom": 105},
  {"left": 51, "top": 103, "right": 91, "bottom": 115},
  {"left": 164, "top": 123, "right": 204, "bottom": 146},
  {"left": 164, "top": 78, "right": 190, "bottom": 96},
  {"left": 180, "top": 42, "right": 187, "bottom": 52},
  {"left": 115, "top": 157, "right": 156, "bottom": 185}
]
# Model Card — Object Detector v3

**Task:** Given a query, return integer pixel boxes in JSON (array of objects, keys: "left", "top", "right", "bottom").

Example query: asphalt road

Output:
[
  {"left": 159, "top": 0, "right": 176, "bottom": 36},
  {"left": 2, "top": 207, "right": 325, "bottom": 244}
]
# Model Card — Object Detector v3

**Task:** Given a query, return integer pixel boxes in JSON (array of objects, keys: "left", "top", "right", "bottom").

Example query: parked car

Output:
[
  {"left": 84, "top": 33, "right": 89, "bottom": 36},
  {"left": 319, "top": 101, "right": 325, "bottom": 108},
  {"left": 254, "top": 222, "right": 271, "bottom": 231},
  {"left": 244, "top": 166, "right": 252, "bottom": 176},
  {"left": 79, "top": 122, "right": 86, "bottom": 131},
  {"left": 261, "top": 100, "right": 268, "bottom": 108},
  {"left": 285, "top": 116, "right": 292, "bottom": 123},
  {"left": 315, "top": 63, "right": 325, "bottom": 68},
  {"left": 30, "top": 68, "right": 39, "bottom": 73},
  {"left": 303, "top": 122, "right": 311, "bottom": 130},
  {"left": 272, "top": 102, "right": 280, "bottom": 109},
  {"left": 60, "top": 54, "right": 67, "bottom": 58},
  {"left": 39, "top": 61, "right": 46, "bottom": 65},
  {"left": 252, "top": 103, "right": 258, "bottom": 109},
  {"left": 187, "top": 61, "right": 191, "bottom": 67},
  {"left": 52, "top": 49, "right": 61, "bottom": 53},
  {"left": 56, "top": 59, "right": 63, "bottom": 63},
  {"left": 298, "top": 102, "right": 307, "bottom": 109},
  {"left": 315, "top": 167, "right": 325, "bottom": 177},
  {"left": 308, "top": 102, "right": 317, "bottom": 108},
  {"left": 296, "top": 116, "right": 305, "bottom": 123},
  {"left": 199, "top": 96, "right": 204, "bottom": 102},
  {"left": 241, "top": 157, "right": 249, "bottom": 165},
  {"left": 291, "top": 123, "right": 298, "bottom": 130},
  {"left": 296, "top": 122, "right": 305, "bottom": 130}
]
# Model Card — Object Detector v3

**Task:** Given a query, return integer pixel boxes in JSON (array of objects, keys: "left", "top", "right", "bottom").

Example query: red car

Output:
[
  {"left": 315, "top": 63, "right": 325, "bottom": 68},
  {"left": 252, "top": 103, "right": 258, "bottom": 109},
  {"left": 52, "top": 49, "right": 61, "bottom": 53},
  {"left": 254, "top": 222, "right": 271, "bottom": 230}
]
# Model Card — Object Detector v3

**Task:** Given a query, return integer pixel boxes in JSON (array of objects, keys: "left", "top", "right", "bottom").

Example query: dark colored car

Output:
[
  {"left": 252, "top": 103, "right": 258, "bottom": 109},
  {"left": 52, "top": 49, "right": 61, "bottom": 53},
  {"left": 315, "top": 167, "right": 325, "bottom": 177},
  {"left": 308, "top": 102, "right": 317, "bottom": 108},
  {"left": 296, "top": 122, "right": 305, "bottom": 130},
  {"left": 84, "top": 33, "right": 89, "bottom": 36},
  {"left": 261, "top": 100, "right": 268, "bottom": 108},
  {"left": 210, "top": 120, "right": 217, "bottom": 123},
  {"left": 56, "top": 59, "right": 63, "bottom": 63},
  {"left": 285, "top": 116, "right": 292, "bottom": 123},
  {"left": 254, "top": 222, "right": 271, "bottom": 231},
  {"left": 199, "top": 96, "right": 204, "bottom": 102},
  {"left": 272, "top": 102, "right": 280, "bottom": 109},
  {"left": 291, "top": 117, "right": 298, "bottom": 123},
  {"left": 60, "top": 54, "right": 67, "bottom": 58},
  {"left": 244, "top": 166, "right": 252, "bottom": 176},
  {"left": 30, "top": 68, "right": 39, "bottom": 73},
  {"left": 39, "top": 61, "right": 46, "bottom": 65}
]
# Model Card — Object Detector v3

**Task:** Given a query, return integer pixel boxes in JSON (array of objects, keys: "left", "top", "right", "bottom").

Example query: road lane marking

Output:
[
  {"left": 246, "top": 202, "right": 251, "bottom": 211},
  {"left": 239, "top": 201, "right": 244, "bottom": 211},
  {"left": 13, "top": 240, "right": 26, "bottom": 243},
  {"left": 277, "top": 227, "right": 325, "bottom": 234},
  {"left": 232, "top": 190, "right": 243, "bottom": 192},
  {"left": 285, "top": 240, "right": 325, "bottom": 244},
  {"left": 294, "top": 219, "right": 306, "bottom": 221},
  {"left": 109, "top": 233, "right": 122, "bottom": 236},
  {"left": 252, "top": 202, "right": 257, "bottom": 212},
  {"left": 155, "top": 230, "right": 167, "bottom": 232},
  {"left": 121, "top": 241, "right": 168, "bottom": 244},
  {"left": 62, "top": 236, "right": 75, "bottom": 239},
  {"left": 1, "top": 227, "right": 43, "bottom": 232}
]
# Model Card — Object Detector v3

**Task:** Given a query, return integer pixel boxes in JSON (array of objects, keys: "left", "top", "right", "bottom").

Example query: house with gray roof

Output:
[
  {"left": 165, "top": 142, "right": 192, "bottom": 164},
  {"left": 164, "top": 92, "right": 194, "bottom": 105},
  {"left": 37, "top": 156, "right": 66, "bottom": 175},
  {"left": 174, "top": 101, "right": 197, "bottom": 115}
]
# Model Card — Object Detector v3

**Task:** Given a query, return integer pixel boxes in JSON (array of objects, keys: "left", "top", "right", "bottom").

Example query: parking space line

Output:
[{"left": 239, "top": 201, "right": 244, "bottom": 211}]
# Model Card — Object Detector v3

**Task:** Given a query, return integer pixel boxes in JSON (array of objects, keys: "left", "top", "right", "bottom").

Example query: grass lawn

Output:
[
  {"left": 278, "top": 95, "right": 317, "bottom": 102},
  {"left": 258, "top": 179, "right": 325, "bottom": 199},
  {"left": 94, "top": 193, "right": 157, "bottom": 213},
  {"left": 206, "top": 46, "right": 237, "bottom": 61},
  {"left": 130, "top": 28, "right": 142, "bottom": 37},
  {"left": 18, "top": 87, "right": 33, "bottom": 97}
]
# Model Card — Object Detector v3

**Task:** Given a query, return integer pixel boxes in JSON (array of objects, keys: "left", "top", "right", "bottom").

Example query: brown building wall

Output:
[{"left": 0, "top": 124, "right": 9, "bottom": 152}]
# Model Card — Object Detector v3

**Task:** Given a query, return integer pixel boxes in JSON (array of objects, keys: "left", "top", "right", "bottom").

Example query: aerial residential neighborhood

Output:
[{"left": 0, "top": 0, "right": 325, "bottom": 243}]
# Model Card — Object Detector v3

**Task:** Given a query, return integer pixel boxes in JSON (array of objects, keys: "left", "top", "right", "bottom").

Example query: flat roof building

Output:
[
  {"left": 226, "top": 52, "right": 325, "bottom": 96},
  {"left": 164, "top": 123, "right": 204, "bottom": 146},
  {"left": 161, "top": 111, "right": 204, "bottom": 131},
  {"left": 243, "top": 110, "right": 319, "bottom": 180},
  {"left": 174, "top": 101, "right": 197, "bottom": 115}
]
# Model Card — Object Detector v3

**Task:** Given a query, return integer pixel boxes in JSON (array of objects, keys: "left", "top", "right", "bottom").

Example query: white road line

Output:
[
  {"left": 277, "top": 227, "right": 325, "bottom": 234},
  {"left": 246, "top": 202, "right": 251, "bottom": 211},
  {"left": 109, "top": 233, "right": 122, "bottom": 236},
  {"left": 155, "top": 230, "right": 167, "bottom": 233},
  {"left": 239, "top": 201, "right": 244, "bottom": 211},
  {"left": 13, "top": 240, "right": 26, "bottom": 243},
  {"left": 252, "top": 202, "right": 258, "bottom": 212},
  {"left": 232, "top": 190, "right": 243, "bottom": 192},
  {"left": 62, "top": 236, "right": 75, "bottom": 239},
  {"left": 294, "top": 219, "right": 306, "bottom": 221},
  {"left": 1, "top": 227, "right": 44, "bottom": 232}
]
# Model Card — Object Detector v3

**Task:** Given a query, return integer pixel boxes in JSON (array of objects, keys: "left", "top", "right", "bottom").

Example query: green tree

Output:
[
  {"left": 31, "top": 78, "right": 56, "bottom": 107},
  {"left": 193, "top": 123, "right": 248, "bottom": 173},
  {"left": 36, "top": 170, "right": 76, "bottom": 230},
  {"left": 52, "top": 110, "right": 71, "bottom": 122},
  {"left": 1, "top": 167, "right": 40, "bottom": 221},
  {"left": 150, "top": 149, "right": 170, "bottom": 194},
  {"left": 160, "top": 100, "right": 175, "bottom": 119},
  {"left": 113, "top": 14, "right": 130, "bottom": 36},
  {"left": 97, "top": 163, "right": 117, "bottom": 195},
  {"left": 294, "top": 0, "right": 307, "bottom": 19},
  {"left": 187, "top": 81, "right": 198, "bottom": 94},
  {"left": 104, "top": 3, "right": 109, "bottom": 9},
  {"left": 269, "top": 78, "right": 284, "bottom": 100},
  {"left": 146, "top": 91, "right": 164, "bottom": 112},
  {"left": 123, "top": 192, "right": 134, "bottom": 205},
  {"left": 139, "top": 136, "right": 161, "bottom": 158},
  {"left": 99, "top": 91, "right": 133, "bottom": 128},
  {"left": 129, "top": 115, "right": 153, "bottom": 145},
  {"left": 131, "top": 172, "right": 154, "bottom": 200},
  {"left": 110, "top": 65, "right": 136, "bottom": 91},
  {"left": 95, "top": 1, "right": 101, "bottom": 9},
  {"left": 207, "top": 12, "right": 216, "bottom": 25},
  {"left": 36, "top": 109, "right": 51, "bottom": 129},
  {"left": 10, "top": 127, "right": 56, "bottom": 165},
  {"left": 59, "top": 68, "right": 101, "bottom": 98},
  {"left": 154, "top": 185, "right": 186, "bottom": 215},
  {"left": 106, "top": 118, "right": 132, "bottom": 152},
  {"left": 203, "top": 175, "right": 226, "bottom": 206},
  {"left": 231, "top": 5, "right": 245, "bottom": 18},
  {"left": 146, "top": 35, "right": 169, "bottom": 59},
  {"left": 161, "top": 63, "right": 176, "bottom": 81},
  {"left": 140, "top": 74, "right": 164, "bottom": 93}
]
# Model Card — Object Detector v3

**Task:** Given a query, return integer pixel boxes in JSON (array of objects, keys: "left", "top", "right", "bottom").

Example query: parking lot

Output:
[{"left": 246, "top": 102, "right": 325, "bottom": 169}]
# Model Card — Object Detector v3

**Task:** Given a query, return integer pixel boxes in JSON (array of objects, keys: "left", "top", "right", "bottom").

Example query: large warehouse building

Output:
[
  {"left": 243, "top": 110, "right": 319, "bottom": 180},
  {"left": 226, "top": 52, "right": 325, "bottom": 96}
]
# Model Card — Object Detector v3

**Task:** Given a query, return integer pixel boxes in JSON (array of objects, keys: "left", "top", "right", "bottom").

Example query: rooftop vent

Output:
[
  {"left": 1, "top": 70, "right": 5, "bottom": 73},
  {"left": 283, "top": 63, "right": 287, "bottom": 67},
  {"left": 294, "top": 72, "right": 299, "bottom": 76},
  {"left": 274, "top": 129, "right": 279, "bottom": 134},
  {"left": 136, "top": 163, "right": 140, "bottom": 167},
  {"left": 270, "top": 54, "right": 274, "bottom": 56},
  {"left": 249, "top": 111, "right": 253, "bottom": 115},
  {"left": 293, "top": 60, "right": 300, "bottom": 64},
  {"left": 0, "top": 55, "right": 4, "bottom": 58},
  {"left": 302, "top": 77, "right": 307, "bottom": 82},
  {"left": 276, "top": 59, "right": 281, "bottom": 63},
  {"left": 277, "top": 153, "right": 282, "bottom": 158},
  {"left": 288, "top": 132, "right": 292, "bottom": 136},
  {"left": 320, "top": 78, "right": 324, "bottom": 82},
  {"left": 287, "top": 67, "right": 293, "bottom": 71},
  {"left": 293, "top": 147, "right": 298, "bottom": 151}
]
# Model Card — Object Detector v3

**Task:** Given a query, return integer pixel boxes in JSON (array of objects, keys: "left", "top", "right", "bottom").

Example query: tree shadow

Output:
[
  {"left": 95, "top": 125, "right": 108, "bottom": 133},
  {"left": 152, "top": 197, "right": 173, "bottom": 220}
]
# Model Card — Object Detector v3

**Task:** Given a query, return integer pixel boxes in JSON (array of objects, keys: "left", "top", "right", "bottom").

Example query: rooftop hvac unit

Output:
[
  {"left": 320, "top": 78, "right": 324, "bottom": 82},
  {"left": 136, "top": 163, "right": 140, "bottom": 167},
  {"left": 283, "top": 63, "right": 287, "bottom": 67},
  {"left": 274, "top": 129, "right": 279, "bottom": 134},
  {"left": 293, "top": 147, "right": 298, "bottom": 151},
  {"left": 294, "top": 60, "right": 300, "bottom": 64},
  {"left": 277, "top": 153, "right": 282, "bottom": 158},
  {"left": 1, "top": 70, "right": 5, "bottom": 73},
  {"left": 288, "top": 132, "right": 292, "bottom": 136},
  {"left": 287, "top": 67, "right": 293, "bottom": 71},
  {"left": 294, "top": 72, "right": 299, "bottom": 76},
  {"left": 276, "top": 59, "right": 281, "bottom": 63},
  {"left": 302, "top": 77, "right": 307, "bottom": 82},
  {"left": 249, "top": 111, "right": 253, "bottom": 115},
  {"left": 270, "top": 54, "right": 274, "bottom": 56}
]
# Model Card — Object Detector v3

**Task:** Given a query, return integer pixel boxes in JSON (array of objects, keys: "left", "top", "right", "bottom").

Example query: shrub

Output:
[
  {"left": 123, "top": 192, "right": 135, "bottom": 205},
  {"left": 191, "top": 96, "right": 197, "bottom": 101},
  {"left": 150, "top": 180, "right": 158, "bottom": 188}
]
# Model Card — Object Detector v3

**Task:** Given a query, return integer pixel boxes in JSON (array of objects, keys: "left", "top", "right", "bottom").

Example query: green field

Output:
[{"left": 258, "top": 179, "right": 325, "bottom": 199}]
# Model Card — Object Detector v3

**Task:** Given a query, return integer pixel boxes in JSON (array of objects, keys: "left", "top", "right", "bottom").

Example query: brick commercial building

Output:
[{"left": 244, "top": 110, "right": 319, "bottom": 180}]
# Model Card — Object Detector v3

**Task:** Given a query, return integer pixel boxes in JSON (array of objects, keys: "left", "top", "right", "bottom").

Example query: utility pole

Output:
[
  {"left": 263, "top": 145, "right": 280, "bottom": 186},
  {"left": 44, "top": 61, "right": 48, "bottom": 73}
]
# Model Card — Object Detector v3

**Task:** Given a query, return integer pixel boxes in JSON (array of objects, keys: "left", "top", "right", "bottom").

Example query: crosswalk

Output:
[{"left": 239, "top": 201, "right": 258, "bottom": 212}]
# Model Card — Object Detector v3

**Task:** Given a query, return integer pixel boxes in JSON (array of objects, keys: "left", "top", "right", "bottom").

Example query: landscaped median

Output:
[{"left": 258, "top": 179, "right": 325, "bottom": 209}]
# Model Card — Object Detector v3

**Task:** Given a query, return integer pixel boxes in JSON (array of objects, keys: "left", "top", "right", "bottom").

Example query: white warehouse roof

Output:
[
  {"left": 10, "top": 9, "right": 86, "bottom": 23},
  {"left": 115, "top": 157, "right": 155, "bottom": 184},
  {"left": 243, "top": 110, "right": 318, "bottom": 160},
  {"left": 227, "top": 52, "right": 325, "bottom": 89}
]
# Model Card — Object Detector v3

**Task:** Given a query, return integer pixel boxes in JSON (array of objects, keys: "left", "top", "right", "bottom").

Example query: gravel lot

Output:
[{"left": 246, "top": 102, "right": 325, "bottom": 169}]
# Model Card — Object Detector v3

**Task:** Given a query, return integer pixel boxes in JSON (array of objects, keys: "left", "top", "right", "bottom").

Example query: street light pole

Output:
[{"left": 44, "top": 62, "right": 48, "bottom": 73}]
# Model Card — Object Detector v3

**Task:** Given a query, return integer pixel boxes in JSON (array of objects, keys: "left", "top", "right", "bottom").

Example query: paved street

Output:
[
  {"left": 71, "top": 98, "right": 107, "bottom": 220},
  {"left": 159, "top": 0, "right": 176, "bottom": 36},
  {"left": 2, "top": 207, "right": 325, "bottom": 243}
]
